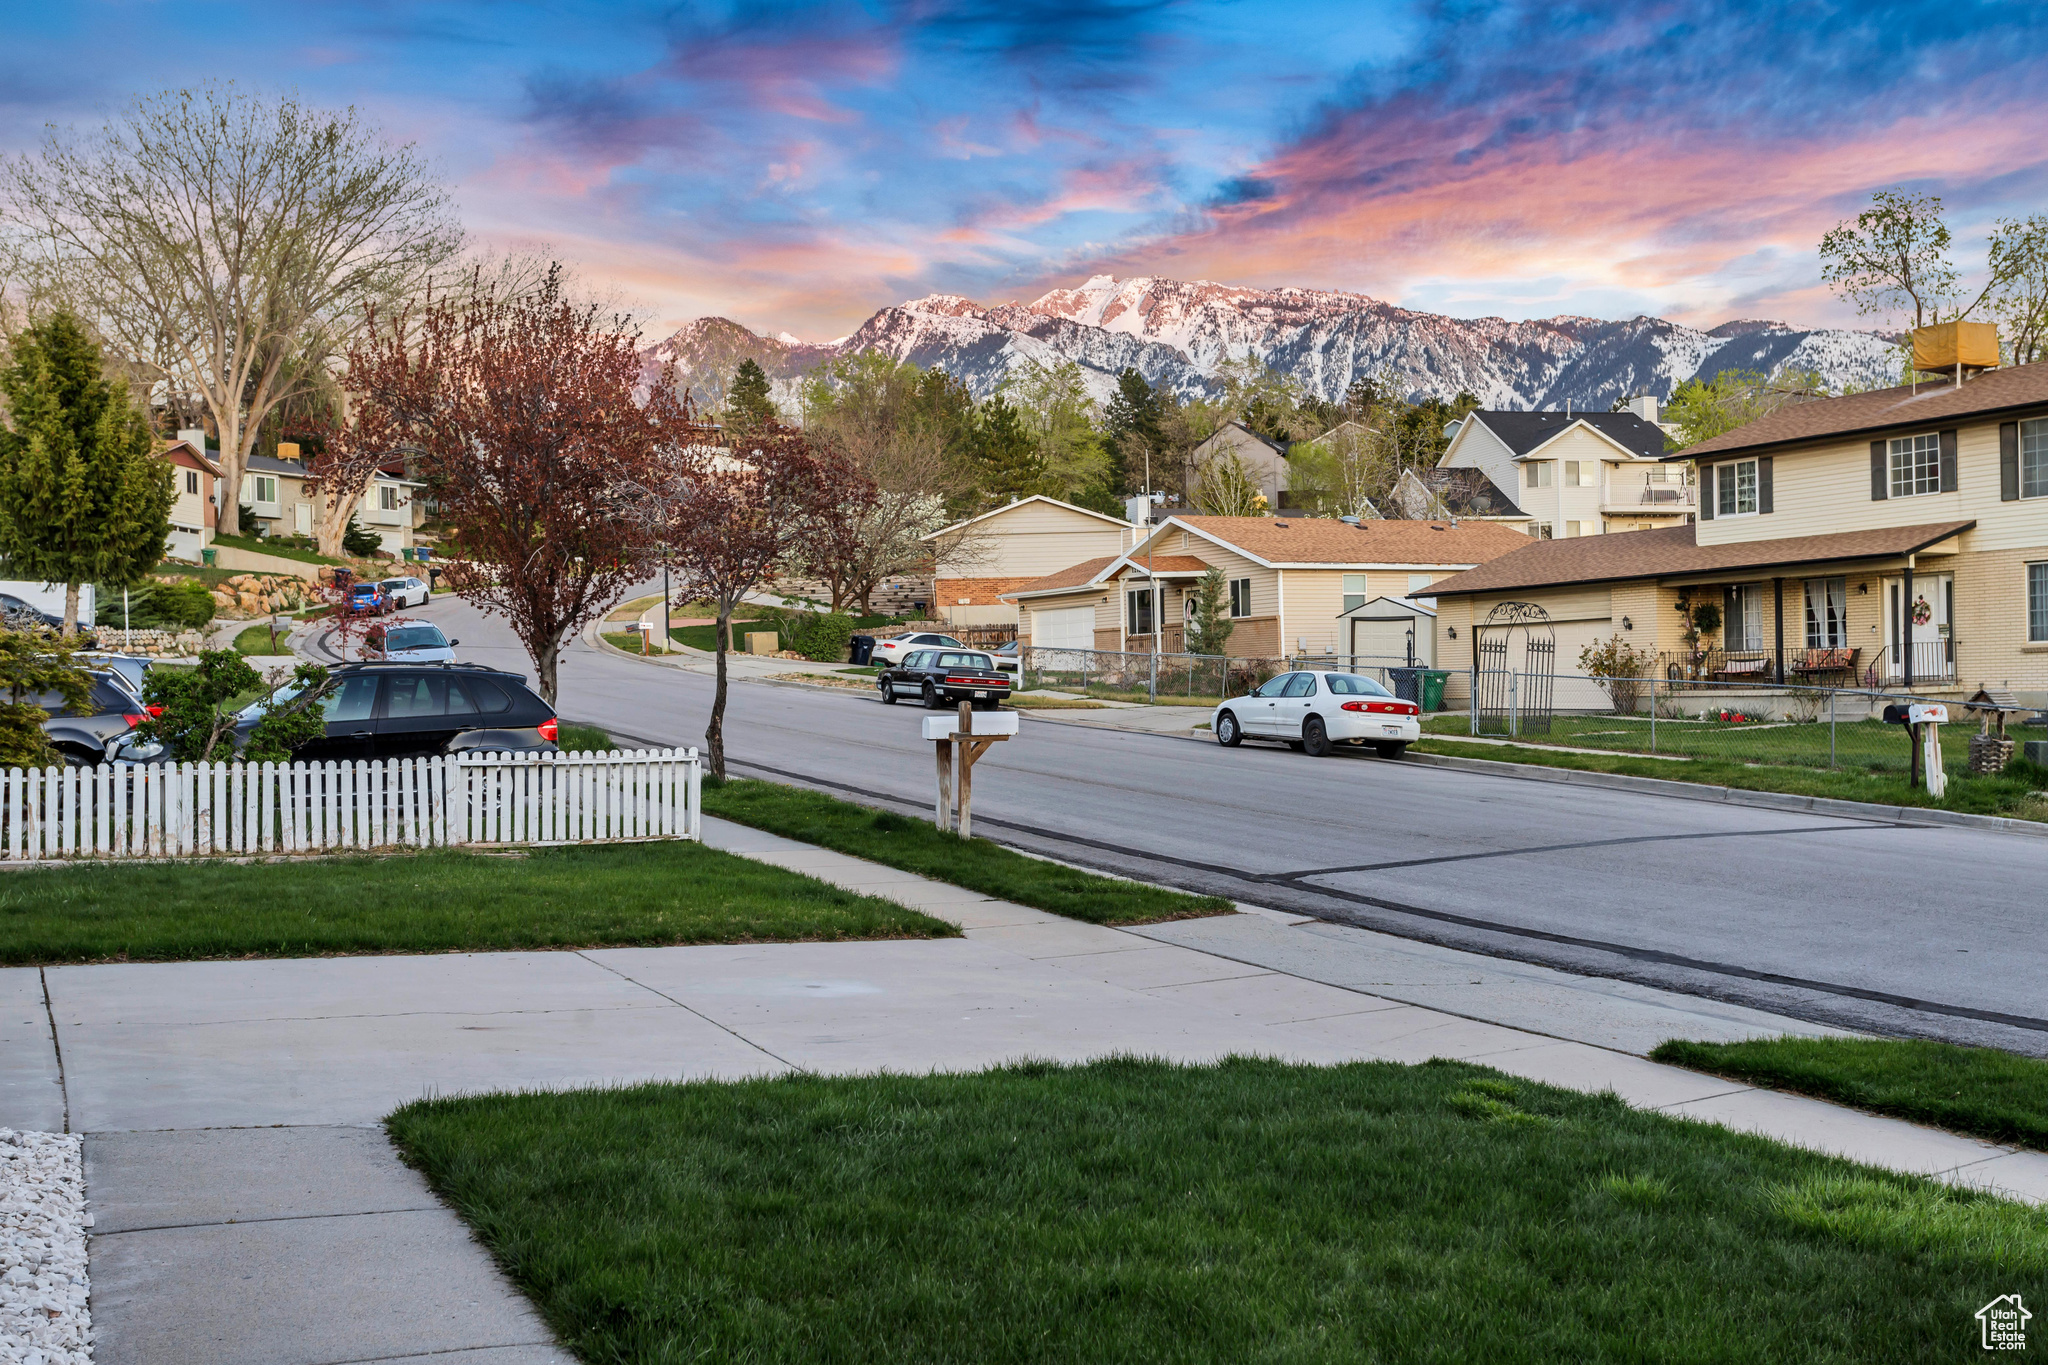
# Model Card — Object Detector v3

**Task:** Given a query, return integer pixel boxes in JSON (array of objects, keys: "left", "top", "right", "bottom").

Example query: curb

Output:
[{"left": 1401, "top": 748, "right": 2048, "bottom": 838}]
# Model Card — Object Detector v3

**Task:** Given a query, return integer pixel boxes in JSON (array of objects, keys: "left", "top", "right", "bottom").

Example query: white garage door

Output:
[
  {"left": 1032, "top": 606, "right": 1095, "bottom": 651},
  {"left": 1545, "top": 618, "right": 1614, "bottom": 710},
  {"left": 1350, "top": 617, "right": 1423, "bottom": 667}
]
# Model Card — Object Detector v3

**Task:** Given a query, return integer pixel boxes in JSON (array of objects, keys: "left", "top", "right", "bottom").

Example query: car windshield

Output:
[
  {"left": 937, "top": 652, "right": 994, "bottom": 669},
  {"left": 1324, "top": 673, "right": 1393, "bottom": 697},
  {"left": 386, "top": 626, "right": 448, "bottom": 651},
  {"left": 380, "top": 580, "right": 406, "bottom": 590}
]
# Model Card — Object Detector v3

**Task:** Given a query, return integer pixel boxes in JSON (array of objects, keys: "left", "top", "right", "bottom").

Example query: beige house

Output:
[
  {"left": 1439, "top": 405, "right": 1693, "bottom": 537},
  {"left": 922, "top": 495, "right": 1139, "bottom": 626},
  {"left": 1002, "top": 515, "right": 1531, "bottom": 677},
  {"left": 239, "top": 447, "right": 316, "bottom": 539},
  {"left": 159, "top": 438, "right": 223, "bottom": 561},
  {"left": 1416, "top": 358, "right": 2048, "bottom": 704},
  {"left": 1189, "top": 421, "right": 1292, "bottom": 509}
]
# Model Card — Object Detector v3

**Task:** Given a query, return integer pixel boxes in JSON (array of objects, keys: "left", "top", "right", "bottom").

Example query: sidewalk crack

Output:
[
  {"left": 40, "top": 965, "right": 69, "bottom": 1134},
  {"left": 574, "top": 951, "right": 804, "bottom": 1072}
]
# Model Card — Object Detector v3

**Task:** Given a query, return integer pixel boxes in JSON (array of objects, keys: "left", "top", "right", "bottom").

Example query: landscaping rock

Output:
[{"left": 0, "top": 1129, "right": 91, "bottom": 1365}]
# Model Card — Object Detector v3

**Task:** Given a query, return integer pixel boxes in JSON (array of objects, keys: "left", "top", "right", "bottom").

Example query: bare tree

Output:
[
  {"left": 345, "top": 265, "right": 702, "bottom": 703},
  {"left": 2, "top": 84, "right": 460, "bottom": 534},
  {"left": 1988, "top": 216, "right": 2048, "bottom": 365},
  {"left": 643, "top": 428, "right": 858, "bottom": 778}
]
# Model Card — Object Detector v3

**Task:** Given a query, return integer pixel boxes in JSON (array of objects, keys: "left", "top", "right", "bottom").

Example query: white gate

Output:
[{"left": 0, "top": 748, "right": 701, "bottom": 861}]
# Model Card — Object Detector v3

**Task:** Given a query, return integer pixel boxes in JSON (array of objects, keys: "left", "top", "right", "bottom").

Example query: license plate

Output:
[
  {"left": 1382, "top": 724, "right": 1404, "bottom": 735},
  {"left": 974, "top": 691, "right": 988, "bottom": 698}
]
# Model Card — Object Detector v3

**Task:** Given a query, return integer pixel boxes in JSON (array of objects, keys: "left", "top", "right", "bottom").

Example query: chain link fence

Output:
[{"left": 1018, "top": 648, "right": 1422, "bottom": 704}]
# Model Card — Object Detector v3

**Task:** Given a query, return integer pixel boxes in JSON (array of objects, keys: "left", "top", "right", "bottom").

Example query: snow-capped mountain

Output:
[{"left": 646, "top": 274, "right": 1901, "bottom": 412}]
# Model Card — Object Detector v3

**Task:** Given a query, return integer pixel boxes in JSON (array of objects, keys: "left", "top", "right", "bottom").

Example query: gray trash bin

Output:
[{"left": 1386, "top": 667, "right": 1421, "bottom": 705}]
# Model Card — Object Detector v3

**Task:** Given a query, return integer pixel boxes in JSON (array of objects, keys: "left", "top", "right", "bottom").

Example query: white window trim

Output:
[
  {"left": 1228, "top": 577, "right": 1251, "bottom": 618},
  {"left": 1887, "top": 432, "right": 1941, "bottom": 499},
  {"left": 1715, "top": 459, "right": 1760, "bottom": 518},
  {"left": 2021, "top": 419, "right": 2048, "bottom": 500},
  {"left": 2029, "top": 560, "right": 2048, "bottom": 644}
]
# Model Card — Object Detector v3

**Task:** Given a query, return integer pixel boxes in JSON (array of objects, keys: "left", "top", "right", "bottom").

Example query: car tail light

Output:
[
  {"left": 123, "top": 713, "right": 144, "bottom": 728},
  {"left": 945, "top": 675, "right": 1001, "bottom": 686},
  {"left": 538, "top": 717, "right": 559, "bottom": 744},
  {"left": 1340, "top": 700, "right": 1419, "bottom": 716}
]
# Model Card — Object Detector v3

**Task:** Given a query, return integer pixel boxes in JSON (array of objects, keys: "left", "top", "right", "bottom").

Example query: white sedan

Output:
[
  {"left": 1212, "top": 669, "right": 1420, "bottom": 758},
  {"left": 379, "top": 576, "right": 432, "bottom": 609},
  {"left": 870, "top": 630, "right": 964, "bottom": 667}
]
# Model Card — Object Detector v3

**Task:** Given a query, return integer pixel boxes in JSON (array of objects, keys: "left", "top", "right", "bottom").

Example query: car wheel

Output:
[
  {"left": 1215, "top": 711, "right": 1243, "bottom": 747},
  {"left": 878, "top": 679, "right": 896, "bottom": 705},
  {"left": 1375, "top": 741, "right": 1409, "bottom": 759},
  {"left": 1302, "top": 716, "right": 1333, "bottom": 757},
  {"left": 922, "top": 681, "right": 940, "bottom": 709}
]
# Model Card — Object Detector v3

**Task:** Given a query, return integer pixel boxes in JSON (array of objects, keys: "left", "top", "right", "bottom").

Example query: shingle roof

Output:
[
  {"left": 1468, "top": 410, "right": 1667, "bottom": 459},
  {"left": 1415, "top": 520, "right": 1976, "bottom": 599},
  {"left": 1169, "top": 515, "right": 1534, "bottom": 567},
  {"left": 1683, "top": 362, "right": 2048, "bottom": 457},
  {"left": 1001, "top": 556, "right": 1122, "bottom": 599},
  {"left": 245, "top": 453, "right": 306, "bottom": 475},
  {"left": 1411, "top": 467, "right": 1526, "bottom": 518}
]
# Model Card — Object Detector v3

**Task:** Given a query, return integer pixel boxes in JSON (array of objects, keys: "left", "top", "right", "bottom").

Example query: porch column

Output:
[
  {"left": 1772, "top": 577, "right": 1785, "bottom": 684},
  {"left": 1901, "top": 560, "right": 1915, "bottom": 691}
]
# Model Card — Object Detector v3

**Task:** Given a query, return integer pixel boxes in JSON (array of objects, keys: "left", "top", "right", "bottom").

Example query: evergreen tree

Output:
[
  {"left": 972, "top": 396, "right": 1049, "bottom": 505},
  {"left": 0, "top": 311, "right": 174, "bottom": 633},
  {"left": 725, "top": 357, "right": 779, "bottom": 430},
  {"left": 1103, "top": 367, "right": 1164, "bottom": 495},
  {"left": 1184, "top": 566, "right": 1235, "bottom": 656}
]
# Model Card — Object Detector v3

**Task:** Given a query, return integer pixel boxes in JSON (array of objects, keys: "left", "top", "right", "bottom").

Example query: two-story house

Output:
[
  {"left": 921, "top": 495, "right": 1141, "bottom": 627},
  {"left": 1437, "top": 401, "right": 1694, "bottom": 537},
  {"left": 1412, "top": 357, "right": 2048, "bottom": 704},
  {"left": 1188, "top": 421, "right": 1293, "bottom": 510},
  {"left": 159, "top": 437, "right": 223, "bottom": 561}
]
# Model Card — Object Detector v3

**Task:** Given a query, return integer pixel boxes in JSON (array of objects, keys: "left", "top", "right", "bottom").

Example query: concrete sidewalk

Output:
[{"left": 8, "top": 817, "right": 2046, "bottom": 1363}]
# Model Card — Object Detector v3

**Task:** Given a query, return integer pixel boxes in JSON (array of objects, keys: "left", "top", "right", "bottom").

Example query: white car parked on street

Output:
[
  {"left": 380, "top": 576, "right": 432, "bottom": 609},
  {"left": 870, "top": 631, "right": 964, "bottom": 667},
  {"left": 359, "top": 618, "right": 458, "bottom": 663},
  {"left": 1212, "top": 670, "right": 1420, "bottom": 758}
]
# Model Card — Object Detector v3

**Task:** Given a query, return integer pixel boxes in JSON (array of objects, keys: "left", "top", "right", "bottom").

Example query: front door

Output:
[
  {"left": 1240, "top": 673, "right": 1293, "bottom": 735},
  {"left": 1882, "top": 573, "right": 1953, "bottom": 681}
]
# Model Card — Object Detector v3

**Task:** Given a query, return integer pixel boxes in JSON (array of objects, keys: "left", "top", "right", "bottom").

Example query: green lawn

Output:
[
  {"left": 207, "top": 531, "right": 343, "bottom": 565},
  {"left": 555, "top": 723, "right": 617, "bottom": 753},
  {"left": 1653, "top": 1036, "right": 2048, "bottom": 1152},
  {"left": 702, "top": 777, "right": 1230, "bottom": 925},
  {"left": 1413, "top": 737, "right": 2048, "bottom": 822},
  {"left": 232, "top": 621, "right": 293, "bottom": 655},
  {"left": 1420, "top": 711, "right": 1969, "bottom": 775},
  {"left": 386, "top": 1057, "right": 2043, "bottom": 1365},
  {"left": 0, "top": 842, "right": 954, "bottom": 965}
]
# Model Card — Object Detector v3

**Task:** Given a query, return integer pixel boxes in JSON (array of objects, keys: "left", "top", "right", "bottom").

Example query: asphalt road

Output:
[{"left": 330, "top": 588, "right": 2048, "bottom": 1054}]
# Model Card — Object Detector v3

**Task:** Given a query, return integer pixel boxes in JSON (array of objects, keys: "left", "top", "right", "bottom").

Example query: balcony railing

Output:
[
  {"left": 1867, "top": 639, "right": 1959, "bottom": 687},
  {"left": 1601, "top": 472, "right": 1696, "bottom": 510}
]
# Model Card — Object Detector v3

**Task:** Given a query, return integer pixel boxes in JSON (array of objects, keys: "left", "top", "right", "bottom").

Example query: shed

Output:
[{"left": 1339, "top": 595, "right": 1437, "bottom": 668}]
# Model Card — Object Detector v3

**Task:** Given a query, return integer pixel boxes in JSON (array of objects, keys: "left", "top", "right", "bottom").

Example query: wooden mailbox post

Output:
[{"left": 924, "top": 701, "right": 1019, "bottom": 838}]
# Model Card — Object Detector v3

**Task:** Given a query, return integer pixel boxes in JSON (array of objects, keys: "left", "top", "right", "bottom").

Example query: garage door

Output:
[
  {"left": 1546, "top": 617, "right": 1613, "bottom": 710},
  {"left": 1350, "top": 617, "right": 1422, "bottom": 667},
  {"left": 1032, "top": 606, "right": 1095, "bottom": 651}
]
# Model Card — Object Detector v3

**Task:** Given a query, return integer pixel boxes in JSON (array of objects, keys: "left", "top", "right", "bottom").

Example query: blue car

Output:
[{"left": 346, "top": 582, "right": 389, "bottom": 615}]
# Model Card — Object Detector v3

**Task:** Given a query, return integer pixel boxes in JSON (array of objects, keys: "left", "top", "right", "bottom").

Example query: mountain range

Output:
[{"left": 643, "top": 274, "right": 1901, "bottom": 414}]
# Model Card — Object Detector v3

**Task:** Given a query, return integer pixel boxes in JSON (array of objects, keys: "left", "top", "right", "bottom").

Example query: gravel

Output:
[{"left": 0, "top": 1130, "right": 90, "bottom": 1365}]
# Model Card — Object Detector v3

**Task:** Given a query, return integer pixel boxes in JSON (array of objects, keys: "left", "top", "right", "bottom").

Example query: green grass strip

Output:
[
  {"left": 1415, "top": 737, "right": 2048, "bottom": 822},
  {"left": 1652, "top": 1036, "right": 2048, "bottom": 1152},
  {"left": 206, "top": 531, "right": 343, "bottom": 565},
  {"left": 702, "top": 777, "right": 1230, "bottom": 925},
  {"left": 387, "top": 1057, "right": 2044, "bottom": 1364},
  {"left": 0, "top": 841, "right": 955, "bottom": 965},
  {"left": 232, "top": 622, "right": 293, "bottom": 655}
]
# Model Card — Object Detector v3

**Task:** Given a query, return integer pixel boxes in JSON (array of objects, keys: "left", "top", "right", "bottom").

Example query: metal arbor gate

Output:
[{"left": 1472, "top": 601, "right": 1557, "bottom": 735}]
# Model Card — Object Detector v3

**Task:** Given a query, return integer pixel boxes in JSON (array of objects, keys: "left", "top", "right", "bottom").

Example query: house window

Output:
[
  {"left": 1564, "top": 520, "right": 1587, "bottom": 538},
  {"left": 1803, "top": 577, "right": 1846, "bottom": 649},
  {"left": 184, "top": 470, "right": 198, "bottom": 495},
  {"left": 1563, "top": 460, "right": 1596, "bottom": 487},
  {"left": 1723, "top": 583, "right": 1766, "bottom": 649},
  {"left": 1342, "top": 574, "right": 1367, "bottom": 614},
  {"left": 1531, "top": 524, "right": 1553, "bottom": 539},
  {"left": 1127, "top": 587, "right": 1154, "bottom": 635},
  {"left": 254, "top": 475, "right": 277, "bottom": 504},
  {"left": 2031, "top": 563, "right": 2048, "bottom": 643},
  {"left": 379, "top": 485, "right": 400, "bottom": 511},
  {"left": 1228, "top": 578, "right": 1251, "bottom": 618},
  {"left": 1888, "top": 432, "right": 1940, "bottom": 497},
  {"left": 1716, "top": 459, "right": 1758, "bottom": 516},
  {"left": 1525, "top": 462, "right": 1552, "bottom": 488},
  {"left": 2022, "top": 419, "right": 2048, "bottom": 498}
]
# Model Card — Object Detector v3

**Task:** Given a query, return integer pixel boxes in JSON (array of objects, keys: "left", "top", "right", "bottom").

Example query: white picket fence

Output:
[{"left": 0, "top": 748, "right": 702, "bottom": 861}]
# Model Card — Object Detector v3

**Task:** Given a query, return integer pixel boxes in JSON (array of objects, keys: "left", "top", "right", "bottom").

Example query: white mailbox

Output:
[
  {"left": 1907, "top": 703, "right": 1949, "bottom": 725},
  {"left": 921, "top": 712, "right": 1020, "bottom": 740}
]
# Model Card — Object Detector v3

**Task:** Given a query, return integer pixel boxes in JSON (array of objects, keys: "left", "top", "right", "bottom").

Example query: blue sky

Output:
[{"left": 5, "top": 1, "right": 2047, "bottom": 339}]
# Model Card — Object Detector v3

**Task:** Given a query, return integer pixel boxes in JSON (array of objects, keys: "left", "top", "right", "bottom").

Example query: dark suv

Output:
[
  {"left": 236, "top": 662, "right": 559, "bottom": 762},
  {"left": 38, "top": 671, "right": 151, "bottom": 766}
]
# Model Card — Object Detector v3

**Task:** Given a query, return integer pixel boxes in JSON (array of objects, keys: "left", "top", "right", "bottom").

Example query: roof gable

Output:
[
  {"left": 1684, "top": 361, "right": 2048, "bottom": 457},
  {"left": 922, "top": 493, "right": 1133, "bottom": 541},
  {"left": 1466, "top": 409, "right": 1667, "bottom": 459},
  {"left": 1135, "top": 514, "right": 1534, "bottom": 569}
]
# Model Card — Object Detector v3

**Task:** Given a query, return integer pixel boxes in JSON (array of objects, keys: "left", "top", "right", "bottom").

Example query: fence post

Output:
[
  {"left": 1649, "top": 674, "right": 1657, "bottom": 754},
  {"left": 1829, "top": 689, "right": 1837, "bottom": 770},
  {"left": 1468, "top": 665, "right": 1478, "bottom": 736},
  {"left": 1508, "top": 671, "right": 1519, "bottom": 738}
]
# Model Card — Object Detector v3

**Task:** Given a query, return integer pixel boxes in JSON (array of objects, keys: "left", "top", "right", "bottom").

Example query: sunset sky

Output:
[{"left": 4, "top": 1, "right": 2044, "bottom": 340}]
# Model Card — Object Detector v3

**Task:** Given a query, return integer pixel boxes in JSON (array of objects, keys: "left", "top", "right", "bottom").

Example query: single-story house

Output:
[{"left": 1000, "top": 514, "right": 1531, "bottom": 688}]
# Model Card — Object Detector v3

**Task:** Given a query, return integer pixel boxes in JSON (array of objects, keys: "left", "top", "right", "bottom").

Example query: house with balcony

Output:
[
  {"left": 999, "top": 515, "right": 1530, "bottom": 690},
  {"left": 1437, "top": 401, "right": 1693, "bottom": 537},
  {"left": 361, "top": 460, "right": 428, "bottom": 554},
  {"left": 1412, "top": 348, "right": 2048, "bottom": 704}
]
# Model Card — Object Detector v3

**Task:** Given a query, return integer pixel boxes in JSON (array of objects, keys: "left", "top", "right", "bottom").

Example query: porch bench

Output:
[
  {"left": 1792, "top": 647, "right": 1858, "bottom": 679},
  {"left": 1714, "top": 656, "right": 1771, "bottom": 679}
]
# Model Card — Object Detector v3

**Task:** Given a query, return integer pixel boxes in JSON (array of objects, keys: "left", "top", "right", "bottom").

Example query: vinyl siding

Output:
[{"left": 931, "top": 501, "right": 1134, "bottom": 578}]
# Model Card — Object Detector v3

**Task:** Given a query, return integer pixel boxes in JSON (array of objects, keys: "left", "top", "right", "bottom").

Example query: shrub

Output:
[
  {"left": 342, "top": 517, "right": 382, "bottom": 556},
  {"left": 116, "top": 579, "right": 216, "bottom": 630},
  {"left": 1577, "top": 634, "right": 1656, "bottom": 714},
  {"left": 758, "top": 607, "right": 856, "bottom": 662}
]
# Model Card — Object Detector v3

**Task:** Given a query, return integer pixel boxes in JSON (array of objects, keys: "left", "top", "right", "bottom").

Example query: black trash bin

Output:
[
  {"left": 848, "top": 634, "right": 876, "bottom": 666},
  {"left": 1386, "top": 667, "right": 1421, "bottom": 705}
]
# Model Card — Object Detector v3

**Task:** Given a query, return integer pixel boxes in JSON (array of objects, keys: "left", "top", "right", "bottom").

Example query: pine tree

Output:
[
  {"left": 1184, "top": 566, "right": 1234, "bottom": 657},
  {"left": 0, "top": 311, "right": 174, "bottom": 633},
  {"left": 1103, "top": 367, "right": 1163, "bottom": 495},
  {"left": 725, "top": 358, "right": 779, "bottom": 430},
  {"left": 972, "top": 396, "right": 1049, "bottom": 505}
]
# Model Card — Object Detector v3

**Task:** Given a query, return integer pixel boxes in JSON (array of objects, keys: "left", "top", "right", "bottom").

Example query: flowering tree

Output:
[
  {"left": 635, "top": 428, "right": 859, "bottom": 778},
  {"left": 345, "top": 265, "right": 705, "bottom": 702}
]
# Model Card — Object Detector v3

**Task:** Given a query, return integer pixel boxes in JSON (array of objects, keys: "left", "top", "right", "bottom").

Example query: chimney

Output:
[
  {"left": 176, "top": 427, "right": 207, "bottom": 452},
  {"left": 1625, "top": 395, "right": 1660, "bottom": 425}
]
